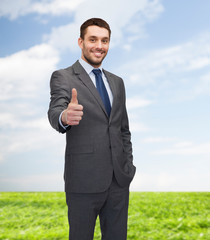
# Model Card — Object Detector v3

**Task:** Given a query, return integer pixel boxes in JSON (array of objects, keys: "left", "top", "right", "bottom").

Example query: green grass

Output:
[{"left": 0, "top": 192, "right": 209, "bottom": 239}]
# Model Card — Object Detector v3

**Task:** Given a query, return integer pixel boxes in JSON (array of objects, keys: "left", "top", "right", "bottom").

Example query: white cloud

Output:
[
  {"left": 46, "top": 22, "right": 80, "bottom": 52},
  {"left": 154, "top": 142, "right": 210, "bottom": 156},
  {"left": 142, "top": 137, "right": 177, "bottom": 143},
  {"left": 127, "top": 96, "right": 152, "bottom": 109},
  {"left": 173, "top": 141, "right": 193, "bottom": 148},
  {"left": 31, "top": 0, "right": 85, "bottom": 16},
  {"left": 130, "top": 122, "right": 149, "bottom": 132},
  {"left": 119, "top": 33, "right": 210, "bottom": 101},
  {"left": 192, "top": 71, "right": 210, "bottom": 96},
  {"left": 131, "top": 171, "right": 210, "bottom": 191},
  {"left": 0, "top": 114, "right": 49, "bottom": 131},
  {"left": 141, "top": 136, "right": 210, "bottom": 156},
  {"left": 0, "top": 0, "right": 85, "bottom": 20},
  {"left": 122, "top": 44, "right": 132, "bottom": 51},
  {"left": 0, "top": 173, "right": 64, "bottom": 191},
  {"left": 125, "top": 96, "right": 153, "bottom": 134},
  {"left": 0, "top": 43, "right": 59, "bottom": 100},
  {"left": 0, "top": 123, "right": 65, "bottom": 162},
  {"left": 45, "top": 0, "right": 164, "bottom": 51},
  {"left": 128, "top": 112, "right": 150, "bottom": 132},
  {"left": 0, "top": 43, "right": 61, "bottom": 164},
  {"left": 0, "top": 0, "right": 30, "bottom": 20},
  {"left": 0, "top": 0, "right": 164, "bottom": 54}
]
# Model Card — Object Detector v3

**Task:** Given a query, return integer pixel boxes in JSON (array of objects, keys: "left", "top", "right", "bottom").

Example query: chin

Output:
[
  {"left": 84, "top": 55, "right": 105, "bottom": 67},
  {"left": 89, "top": 59, "right": 102, "bottom": 67}
]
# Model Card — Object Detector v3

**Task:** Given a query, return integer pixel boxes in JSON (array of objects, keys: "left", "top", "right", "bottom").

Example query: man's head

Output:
[
  {"left": 80, "top": 18, "right": 111, "bottom": 40},
  {"left": 78, "top": 18, "right": 111, "bottom": 68}
]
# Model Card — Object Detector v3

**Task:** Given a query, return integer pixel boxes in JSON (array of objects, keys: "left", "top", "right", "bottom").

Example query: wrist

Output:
[{"left": 61, "top": 110, "right": 67, "bottom": 125}]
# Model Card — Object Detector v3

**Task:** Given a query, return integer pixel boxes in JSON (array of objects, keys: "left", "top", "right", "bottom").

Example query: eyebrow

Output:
[{"left": 88, "top": 36, "right": 109, "bottom": 40}]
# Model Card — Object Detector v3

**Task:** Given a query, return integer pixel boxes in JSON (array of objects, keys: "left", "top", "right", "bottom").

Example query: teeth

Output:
[{"left": 95, "top": 52, "right": 102, "bottom": 57}]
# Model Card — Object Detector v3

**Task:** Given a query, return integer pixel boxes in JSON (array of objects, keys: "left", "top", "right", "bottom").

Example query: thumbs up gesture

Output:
[{"left": 61, "top": 88, "right": 83, "bottom": 126}]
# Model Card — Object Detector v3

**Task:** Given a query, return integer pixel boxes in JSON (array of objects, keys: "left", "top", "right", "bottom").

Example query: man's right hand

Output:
[{"left": 61, "top": 88, "right": 83, "bottom": 126}]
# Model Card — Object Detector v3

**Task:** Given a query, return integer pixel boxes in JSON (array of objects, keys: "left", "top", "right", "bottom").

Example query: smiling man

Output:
[{"left": 48, "top": 18, "right": 136, "bottom": 240}]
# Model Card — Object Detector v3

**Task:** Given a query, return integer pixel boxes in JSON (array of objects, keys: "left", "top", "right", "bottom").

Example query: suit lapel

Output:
[
  {"left": 103, "top": 69, "right": 118, "bottom": 123},
  {"left": 72, "top": 61, "right": 108, "bottom": 118}
]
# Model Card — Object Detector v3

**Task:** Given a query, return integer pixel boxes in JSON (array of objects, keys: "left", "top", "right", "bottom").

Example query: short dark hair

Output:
[{"left": 80, "top": 18, "right": 111, "bottom": 39}]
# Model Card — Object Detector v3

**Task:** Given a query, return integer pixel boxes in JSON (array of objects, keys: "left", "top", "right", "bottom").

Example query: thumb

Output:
[{"left": 70, "top": 88, "right": 78, "bottom": 104}]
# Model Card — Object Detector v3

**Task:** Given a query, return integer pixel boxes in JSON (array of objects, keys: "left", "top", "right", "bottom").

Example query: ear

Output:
[{"left": 78, "top": 37, "right": 83, "bottom": 49}]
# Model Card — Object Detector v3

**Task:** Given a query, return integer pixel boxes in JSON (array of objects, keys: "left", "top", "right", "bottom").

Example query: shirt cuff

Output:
[{"left": 59, "top": 110, "right": 69, "bottom": 130}]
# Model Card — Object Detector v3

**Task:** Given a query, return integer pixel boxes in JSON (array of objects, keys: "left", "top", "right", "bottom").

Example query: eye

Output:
[
  {"left": 90, "top": 38, "right": 96, "bottom": 42},
  {"left": 102, "top": 39, "right": 109, "bottom": 44}
]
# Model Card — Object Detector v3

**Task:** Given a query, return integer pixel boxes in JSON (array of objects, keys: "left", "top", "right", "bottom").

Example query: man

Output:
[{"left": 48, "top": 18, "right": 136, "bottom": 240}]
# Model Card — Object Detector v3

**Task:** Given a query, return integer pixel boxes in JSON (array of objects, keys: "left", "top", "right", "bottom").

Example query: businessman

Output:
[{"left": 48, "top": 18, "right": 136, "bottom": 240}]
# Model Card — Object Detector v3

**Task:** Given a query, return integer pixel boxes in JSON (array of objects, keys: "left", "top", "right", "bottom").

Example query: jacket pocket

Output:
[{"left": 67, "top": 144, "right": 94, "bottom": 154}]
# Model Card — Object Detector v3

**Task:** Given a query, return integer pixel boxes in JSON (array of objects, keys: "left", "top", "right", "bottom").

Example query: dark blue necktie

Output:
[{"left": 92, "top": 69, "right": 111, "bottom": 116}]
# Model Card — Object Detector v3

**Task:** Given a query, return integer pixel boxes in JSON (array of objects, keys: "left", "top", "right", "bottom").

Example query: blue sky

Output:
[{"left": 0, "top": 0, "right": 209, "bottom": 191}]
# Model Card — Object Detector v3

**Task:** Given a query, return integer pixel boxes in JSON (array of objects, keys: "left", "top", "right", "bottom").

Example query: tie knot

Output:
[{"left": 92, "top": 69, "right": 102, "bottom": 76}]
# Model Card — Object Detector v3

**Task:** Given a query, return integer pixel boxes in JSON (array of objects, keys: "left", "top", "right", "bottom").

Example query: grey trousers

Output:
[{"left": 65, "top": 175, "right": 129, "bottom": 240}]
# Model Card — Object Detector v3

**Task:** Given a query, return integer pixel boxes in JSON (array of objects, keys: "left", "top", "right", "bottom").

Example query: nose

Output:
[{"left": 96, "top": 40, "right": 102, "bottom": 49}]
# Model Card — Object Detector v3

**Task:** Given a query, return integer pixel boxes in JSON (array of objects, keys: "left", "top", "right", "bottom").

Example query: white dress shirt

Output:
[{"left": 79, "top": 58, "right": 113, "bottom": 105}]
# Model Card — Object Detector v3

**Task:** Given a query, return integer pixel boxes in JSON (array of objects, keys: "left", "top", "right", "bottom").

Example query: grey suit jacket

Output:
[{"left": 48, "top": 60, "right": 136, "bottom": 193}]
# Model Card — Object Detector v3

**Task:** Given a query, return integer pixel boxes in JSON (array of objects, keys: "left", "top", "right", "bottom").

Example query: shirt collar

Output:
[{"left": 79, "top": 58, "right": 103, "bottom": 75}]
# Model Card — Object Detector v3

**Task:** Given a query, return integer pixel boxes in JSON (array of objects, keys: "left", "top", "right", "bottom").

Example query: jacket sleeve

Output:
[
  {"left": 120, "top": 80, "right": 134, "bottom": 164},
  {"left": 48, "top": 70, "right": 71, "bottom": 134}
]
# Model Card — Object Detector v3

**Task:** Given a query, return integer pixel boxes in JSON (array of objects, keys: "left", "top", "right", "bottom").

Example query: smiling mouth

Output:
[{"left": 94, "top": 52, "right": 103, "bottom": 57}]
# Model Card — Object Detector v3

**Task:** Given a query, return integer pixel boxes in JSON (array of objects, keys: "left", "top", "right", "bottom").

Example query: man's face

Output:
[{"left": 78, "top": 25, "right": 110, "bottom": 68}]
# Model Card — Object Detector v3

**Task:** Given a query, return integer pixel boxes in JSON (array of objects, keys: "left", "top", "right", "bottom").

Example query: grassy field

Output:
[{"left": 0, "top": 192, "right": 209, "bottom": 239}]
